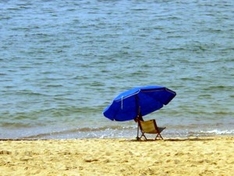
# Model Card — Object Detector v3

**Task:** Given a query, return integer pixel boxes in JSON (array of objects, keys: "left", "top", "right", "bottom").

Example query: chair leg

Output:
[
  {"left": 139, "top": 133, "right": 147, "bottom": 140},
  {"left": 155, "top": 133, "right": 163, "bottom": 140}
]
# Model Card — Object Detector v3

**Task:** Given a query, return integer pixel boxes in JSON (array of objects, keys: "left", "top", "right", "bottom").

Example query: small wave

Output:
[
  {"left": 0, "top": 122, "right": 32, "bottom": 128},
  {"left": 21, "top": 126, "right": 135, "bottom": 139},
  {"left": 203, "top": 85, "right": 233, "bottom": 91},
  {"left": 19, "top": 127, "right": 234, "bottom": 140},
  {"left": 185, "top": 129, "right": 234, "bottom": 137},
  {"left": 46, "top": 84, "right": 64, "bottom": 88},
  {"left": 15, "top": 90, "right": 47, "bottom": 96},
  {"left": 203, "top": 129, "right": 234, "bottom": 135}
]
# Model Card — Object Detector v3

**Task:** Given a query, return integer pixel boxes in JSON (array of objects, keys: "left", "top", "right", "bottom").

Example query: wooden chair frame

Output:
[{"left": 137, "top": 119, "right": 166, "bottom": 140}]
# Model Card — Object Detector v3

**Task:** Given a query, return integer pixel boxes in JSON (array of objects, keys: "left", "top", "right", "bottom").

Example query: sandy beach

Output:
[{"left": 0, "top": 136, "right": 234, "bottom": 176}]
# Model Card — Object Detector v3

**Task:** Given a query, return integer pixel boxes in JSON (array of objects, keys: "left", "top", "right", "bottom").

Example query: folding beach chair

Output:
[{"left": 138, "top": 119, "right": 166, "bottom": 140}]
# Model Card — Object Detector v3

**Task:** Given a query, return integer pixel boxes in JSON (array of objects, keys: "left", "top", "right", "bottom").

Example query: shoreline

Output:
[
  {"left": 0, "top": 133, "right": 233, "bottom": 141},
  {"left": 1, "top": 136, "right": 234, "bottom": 175},
  {"left": 1, "top": 123, "right": 234, "bottom": 140}
]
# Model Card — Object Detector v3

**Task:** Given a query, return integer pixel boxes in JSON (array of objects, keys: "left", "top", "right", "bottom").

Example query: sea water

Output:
[{"left": 0, "top": 0, "right": 233, "bottom": 139}]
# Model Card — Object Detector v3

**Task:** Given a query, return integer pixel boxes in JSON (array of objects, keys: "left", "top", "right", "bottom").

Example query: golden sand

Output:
[{"left": 0, "top": 136, "right": 234, "bottom": 176}]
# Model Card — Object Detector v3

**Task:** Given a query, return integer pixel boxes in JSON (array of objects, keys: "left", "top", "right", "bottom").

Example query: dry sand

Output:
[{"left": 0, "top": 136, "right": 234, "bottom": 176}]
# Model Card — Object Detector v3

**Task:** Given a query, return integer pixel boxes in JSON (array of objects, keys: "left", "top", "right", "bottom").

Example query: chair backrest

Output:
[{"left": 139, "top": 120, "right": 157, "bottom": 133}]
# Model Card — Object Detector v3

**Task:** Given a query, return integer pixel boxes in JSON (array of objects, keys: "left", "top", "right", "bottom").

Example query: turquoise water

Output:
[{"left": 0, "top": 0, "right": 233, "bottom": 139}]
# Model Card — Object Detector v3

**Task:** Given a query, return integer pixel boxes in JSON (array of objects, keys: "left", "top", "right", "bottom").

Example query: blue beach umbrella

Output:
[
  {"left": 103, "top": 85, "right": 176, "bottom": 139},
  {"left": 103, "top": 85, "right": 176, "bottom": 121}
]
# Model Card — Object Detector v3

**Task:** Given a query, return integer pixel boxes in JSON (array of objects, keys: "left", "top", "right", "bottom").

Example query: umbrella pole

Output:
[
  {"left": 136, "top": 120, "right": 140, "bottom": 140},
  {"left": 136, "top": 104, "right": 141, "bottom": 140}
]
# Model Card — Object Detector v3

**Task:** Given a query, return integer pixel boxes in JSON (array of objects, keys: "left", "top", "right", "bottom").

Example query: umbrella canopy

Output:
[{"left": 103, "top": 85, "right": 176, "bottom": 121}]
